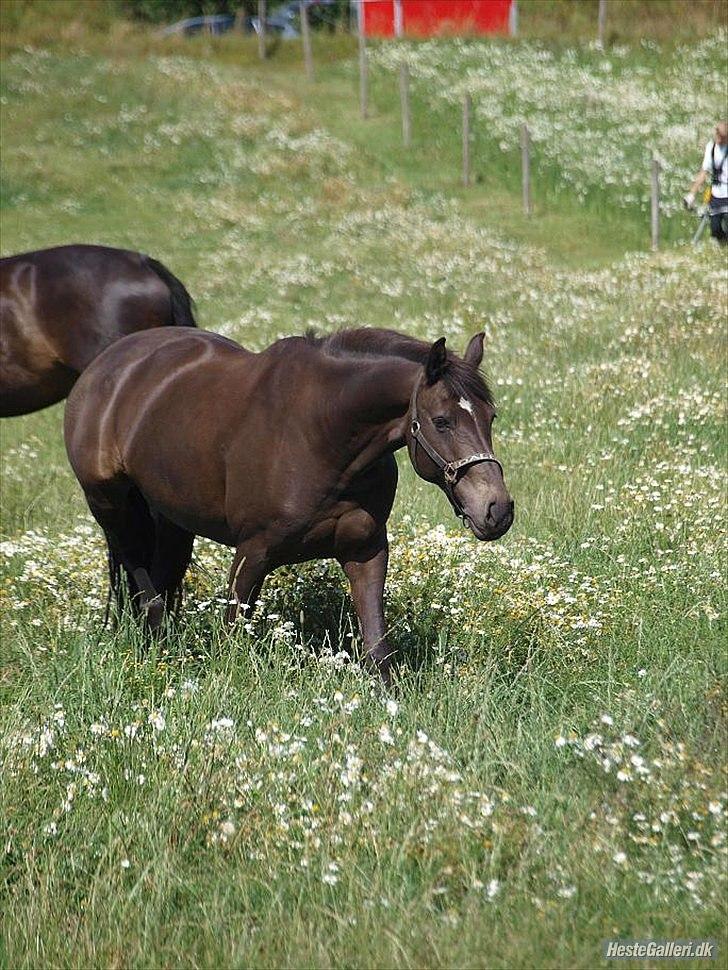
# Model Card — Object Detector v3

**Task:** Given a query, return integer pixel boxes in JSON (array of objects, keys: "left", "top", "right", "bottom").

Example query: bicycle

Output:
[{"left": 691, "top": 186, "right": 728, "bottom": 245}]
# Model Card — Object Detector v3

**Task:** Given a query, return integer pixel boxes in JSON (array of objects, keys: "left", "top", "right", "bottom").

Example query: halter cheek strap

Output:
[{"left": 408, "top": 380, "right": 503, "bottom": 516}]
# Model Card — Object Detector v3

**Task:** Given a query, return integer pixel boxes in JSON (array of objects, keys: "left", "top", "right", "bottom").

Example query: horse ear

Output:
[
  {"left": 464, "top": 332, "right": 484, "bottom": 368},
  {"left": 425, "top": 337, "right": 448, "bottom": 384}
]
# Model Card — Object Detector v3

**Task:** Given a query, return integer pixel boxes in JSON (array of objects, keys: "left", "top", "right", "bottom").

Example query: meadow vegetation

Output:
[{"left": 1, "top": 5, "right": 726, "bottom": 967}]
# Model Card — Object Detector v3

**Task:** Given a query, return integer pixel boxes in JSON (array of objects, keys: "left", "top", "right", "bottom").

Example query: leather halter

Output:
[{"left": 408, "top": 378, "right": 503, "bottom": 518}]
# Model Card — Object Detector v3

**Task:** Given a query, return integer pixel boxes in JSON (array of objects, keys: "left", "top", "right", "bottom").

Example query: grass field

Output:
[{"left": 1, "top": 8, "right": 727, "bottom": 968}]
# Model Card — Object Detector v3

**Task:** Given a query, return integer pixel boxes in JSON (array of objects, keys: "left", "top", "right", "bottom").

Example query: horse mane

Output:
[{"left": 307, "top": 327, "right": 494, "bottom": 405}]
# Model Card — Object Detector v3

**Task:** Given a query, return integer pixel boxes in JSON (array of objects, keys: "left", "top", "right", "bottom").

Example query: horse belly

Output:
[
  {"left": 149, "top": 497, "right": 235, "bottom": 546},
  {"left": 124, "top": 445, "right": 233, "bottom": 545},
  {"left": 121, "top": 408, "right": 232, "bottom": 545}
]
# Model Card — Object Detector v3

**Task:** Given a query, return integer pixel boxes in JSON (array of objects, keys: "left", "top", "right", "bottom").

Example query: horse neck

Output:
[{"left": 329, "top": 355, "right": 420, "bottom": 480}]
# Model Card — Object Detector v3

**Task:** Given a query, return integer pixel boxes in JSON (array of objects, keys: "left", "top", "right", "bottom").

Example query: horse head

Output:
[{"left": 406, "top": 334, "right": 513, "bottom": 541}]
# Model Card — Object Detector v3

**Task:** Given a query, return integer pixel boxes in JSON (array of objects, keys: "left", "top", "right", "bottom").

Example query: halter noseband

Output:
[{"left": 408, "top": 379, "right": 503, "bottom": 518}]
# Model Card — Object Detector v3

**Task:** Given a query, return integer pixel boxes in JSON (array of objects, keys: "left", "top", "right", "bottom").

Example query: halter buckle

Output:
[{"left": 410, "top": 419, "right": 420, "bottom": 435}]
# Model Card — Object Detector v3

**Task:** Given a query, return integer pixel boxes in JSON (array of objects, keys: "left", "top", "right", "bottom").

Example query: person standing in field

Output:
[{"left": 683, "top": 121, "right": 728, "bottom": 245}]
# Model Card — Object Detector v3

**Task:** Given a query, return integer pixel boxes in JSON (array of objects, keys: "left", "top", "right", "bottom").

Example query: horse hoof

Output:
[{"left": 144, "top": 595, "right": 165, "bottom": 631}]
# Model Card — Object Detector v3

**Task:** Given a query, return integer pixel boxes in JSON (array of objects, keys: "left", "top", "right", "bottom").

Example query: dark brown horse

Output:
[
  {"left": 0, "top": 244, "right": 196, "bottom": 416},
  {"left": 64, "top": 326, "right": 513, "bottom": 682}
]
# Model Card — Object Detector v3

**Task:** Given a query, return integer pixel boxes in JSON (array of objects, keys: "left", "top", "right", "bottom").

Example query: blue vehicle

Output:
[
  {"left": 161, "top": 14, "right": 237, "bottom": 37},
  {"left": 163, "top": 2, "right": 338, "bottom": 41}
]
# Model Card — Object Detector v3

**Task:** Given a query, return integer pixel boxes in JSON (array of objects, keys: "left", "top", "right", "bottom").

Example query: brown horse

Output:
[
  {"left": 64, "top": 326, "right": 513, "bottom": 682},
  {"left": 0, "top": 244, "right": 196, "bottom": 417}
]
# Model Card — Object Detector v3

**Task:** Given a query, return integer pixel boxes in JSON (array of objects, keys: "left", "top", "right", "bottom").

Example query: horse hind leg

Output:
[
  {"left": 149, "top": 515, "right": 194, "bottom": 617},
  {"left": 85, "top": 481, "right": 162, "bottom": 630}
]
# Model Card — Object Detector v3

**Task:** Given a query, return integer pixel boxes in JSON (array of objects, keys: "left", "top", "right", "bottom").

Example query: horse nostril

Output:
[{"left": 486, "top": 500, "right": 513, "bottom": 526}]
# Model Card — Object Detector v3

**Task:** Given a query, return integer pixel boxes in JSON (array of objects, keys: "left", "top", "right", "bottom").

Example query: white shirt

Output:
[{"left": 702, "top": 140, "right": 728, "bottom": 198}]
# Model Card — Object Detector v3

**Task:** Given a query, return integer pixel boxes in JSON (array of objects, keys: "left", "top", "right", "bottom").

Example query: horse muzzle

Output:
[{"left": 462, "top": 498, "right": 514, "bottom": 541}]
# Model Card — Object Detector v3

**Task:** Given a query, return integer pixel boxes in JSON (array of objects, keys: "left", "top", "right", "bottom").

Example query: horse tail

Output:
[
  {"left": 104, "top": 545, "right": 123, "bottom": 627},
  {"left": 142, "top": 256, "right": 197, "bottom": 328}
]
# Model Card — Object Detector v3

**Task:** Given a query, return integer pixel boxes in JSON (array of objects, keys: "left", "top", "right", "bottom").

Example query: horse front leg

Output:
[
  {"left": 339, "top": 532, "right": 395, "bottom": 685},
  {"left": 225, "top": 543, "right": 268, "bottom": 624}
]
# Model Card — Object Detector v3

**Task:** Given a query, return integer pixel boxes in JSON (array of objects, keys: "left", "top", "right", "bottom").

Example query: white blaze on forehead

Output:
[{"left": 458, "top": 397, "right": 474, "bottom": 415}]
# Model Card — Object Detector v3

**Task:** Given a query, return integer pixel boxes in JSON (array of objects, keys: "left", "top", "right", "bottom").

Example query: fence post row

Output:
[
  {"left": 521, "top": 123, "right": 531, "bottom": 216},
  {"left": 258, "top": 0, "right": 266, "bottom": 60},
  {"left": 651, "top": 155, "right": 660, "bottom": 252},
  {"left": 462, "top": 93, "right": 472, "bottom": 187},
  {"left": 354, "top": 4, "right": 663, "bottom": 256},
  {"left": 358, "top": 0, "right": 368, "bottom": 119},
  {"left": 300, "top": 1, "right": 314, "bottom": 80}
]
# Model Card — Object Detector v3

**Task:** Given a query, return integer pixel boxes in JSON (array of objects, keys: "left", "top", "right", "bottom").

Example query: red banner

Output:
[{"left": 361, "top": 0, "right": 513, "bottom": 37}]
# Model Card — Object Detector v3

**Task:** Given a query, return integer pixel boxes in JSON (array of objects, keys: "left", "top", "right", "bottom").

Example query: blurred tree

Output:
[{"left": 122, "top": 0, "right": 256, "bottom": 23}]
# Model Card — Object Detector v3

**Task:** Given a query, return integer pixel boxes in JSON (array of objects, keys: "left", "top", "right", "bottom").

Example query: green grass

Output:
[{"left": 1, "top": 14, "right": 727, "bottom": 970}]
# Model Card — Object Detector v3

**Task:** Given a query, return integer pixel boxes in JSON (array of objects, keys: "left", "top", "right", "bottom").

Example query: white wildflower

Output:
[
  {"left": 218, "top": 820, "right": 236, "bottom": 842},
  {"left": 378, "top": 724, "right": 394, "bottom": 746}
]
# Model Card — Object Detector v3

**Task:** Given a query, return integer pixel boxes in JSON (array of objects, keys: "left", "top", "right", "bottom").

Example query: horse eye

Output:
[{"left": 433, "top": 416, "right": 451, "bottom": 432}]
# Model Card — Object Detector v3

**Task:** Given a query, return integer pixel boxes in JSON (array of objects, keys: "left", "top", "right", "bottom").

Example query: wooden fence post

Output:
[
  {"left": 300, "top": 1, "right": 314, "bottom": 80},
  {"left": 509, "top": 0, "right": 518, "bottom": 38},
  {"left": 394, "top": 0, "right": 404, "bottom": 37},
  {"left": 597, "top": 0, "right": 607, "bottom": 48},
  {"left": 358, "top": 0, "right": 368, "bottom": 119},
  {"left": 258, "top": 0, "right": 266, "bottom": 60},
  {"left": 462, "top": 93, "right": 472, "bottom": 187},
  {"left": 393, "top": 0, "right": 410, "bottom": 147},
  {"left": 651, "top": 155, "right": 660, "bottom": 252},
  {"left": 521, "top": 123, "right": 531, "bottom": 216}
]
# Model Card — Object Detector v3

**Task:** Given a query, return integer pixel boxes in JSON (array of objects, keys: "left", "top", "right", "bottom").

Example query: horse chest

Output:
[
  {"left": 273, "top": 456, "right": 398, "bottom": 564},
  {"left": 278, "top": 504, "right": 381, "bottom": 564}
]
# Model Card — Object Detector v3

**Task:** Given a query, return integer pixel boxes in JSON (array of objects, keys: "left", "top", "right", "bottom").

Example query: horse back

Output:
[
  {"left": 65, "top": 327, "right": 245, "bottom": 449},
  {"left": 64, "top": 327, "right": 261, "bottom": 543},
  {"left": 0, "top": 244, "right": 195, "bottom": 416},
  {"left": 1, "top": 245, "right": 173, "bottom": 368}
]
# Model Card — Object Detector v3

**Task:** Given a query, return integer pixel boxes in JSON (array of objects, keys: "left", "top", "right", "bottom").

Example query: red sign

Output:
[{"left": 361, "top": 0, "right": 513, "bottom": 37}]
